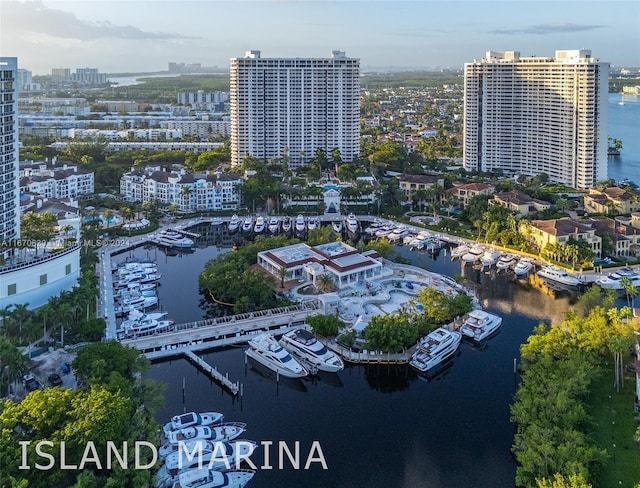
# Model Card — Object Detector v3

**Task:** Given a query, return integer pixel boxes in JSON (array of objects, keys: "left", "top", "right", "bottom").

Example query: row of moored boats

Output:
[
  {"left": 227, "top": 213, "right": 360, "bottom": 239},
  {"left": 157, "top": 411, "right": 255, "bottom": 488}
]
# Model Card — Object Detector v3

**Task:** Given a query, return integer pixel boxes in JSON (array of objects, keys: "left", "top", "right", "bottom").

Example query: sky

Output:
[{"left": 1, "top": 0, "right": 639, "bottom": 75}]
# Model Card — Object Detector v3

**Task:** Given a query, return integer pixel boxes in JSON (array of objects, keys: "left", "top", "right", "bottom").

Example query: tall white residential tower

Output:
[
  {"left": 230, "top": 50, "right": 360, "bottom": 168},
  {"left": 0, "top": 57, "right": 19, "bottom": 243},
  {"left": 463, "top": 50, "right": 609, "bottom": 189}
]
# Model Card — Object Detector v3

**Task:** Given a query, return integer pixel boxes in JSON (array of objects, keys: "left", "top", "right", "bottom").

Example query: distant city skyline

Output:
[{"left": 1, "top": 0, "right": 639, "bottom": 75}]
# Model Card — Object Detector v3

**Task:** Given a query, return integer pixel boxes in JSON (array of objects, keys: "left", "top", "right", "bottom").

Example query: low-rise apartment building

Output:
[
  {"left": 584, "top": 187, "right": 640, "bottom": 215},
  {"left": 525, "top": 218, "right": 602, "bottom": 257},
  {"left": 493, "top": 190, "right": 551, "bottom": 216},
  {"left": 19, "top": 160, "right": 94, "bottom": 200},
  {"left": 449, "top": 182, "right": 495, "bottom": 208}
]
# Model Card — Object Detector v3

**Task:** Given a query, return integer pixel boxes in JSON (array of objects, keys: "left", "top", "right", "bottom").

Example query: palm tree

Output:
[
  {"left": 10, "top": 304, "right": 30, "bottom": 345},
  {"left": 102, "top": 209, "right": 114, "bottom": 229},
  {"left": 277, "top": 267, "right": 289, "bottom": 288},
  {"left": 620, "top": 277, "right": 637, "bottom": 308},
  {"left": 180, "top": 186, "right": 193, "bottom": 212},
  {"left": 316, "top": 274, "right": 335, "bottom": 293},
  {"left": 0, "top": 339, "right": 26, "bottom": 395}
]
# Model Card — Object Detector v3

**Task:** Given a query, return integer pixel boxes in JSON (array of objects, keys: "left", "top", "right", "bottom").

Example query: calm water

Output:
[
  {"left": 114, "top": 228, "right": 586, "bottom": 488},
  {"left": 607, "top": 92, "right": 640, "bottom": 184}
]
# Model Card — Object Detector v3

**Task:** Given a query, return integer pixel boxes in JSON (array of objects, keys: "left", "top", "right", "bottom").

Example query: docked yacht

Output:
[
  {"left": 461, "top": 244, "right": 485, "bottom": 263},
  {"left": 161, "top": 468, "right": 255, "bottom": 488},
  {"left": 157, "top": 441, "right": 257, "bottom": 484},
  {"left": 281, "top": 216, "right": 292, "bottom": 236},
  {"left": 163, "top": 411, "right": 225, "bottom": 437},
  {"left": 279, "top": 329, "right": 344, "bottom": 373},
  {"left": 116, "top": 295, "right": 158, "bottom": 311},
  {"left": 245, "top": 333, "right": 308, "bottom": 378},
  {"left": 331, "top": 220, "right": 343, "bottom": 234},
  {"left": 241, "top": 217, "right": 253, "bottom": 236},
  {"left": 122, "top": 318, "right": 173, "bottom": 337},
  {"left": 410, "top": 328, "right": 462, "bottom": 373},
  {"left": 294, "top": 214, "right": 306, "bottom": 236},
  {"left": 267, "top": 217, "right": 280, "bottom": 235},
  {"left": 480, "top": 249, "right": 501, "bottom": 268},
  {"left": 595, "top": 268, "right": 640, "bottom": 290},
  {"left": 227, "top": 215, "right": 241, "bottom": 235},
  {"left": 513, "top": 257, "right": 534, "bottom": 276},
  {"left": 307, "top": 216, "right": 319, "bottom": 231},
  {"left": 450, "top": 244, "right": 470, "bottom": 259},
  {"left": 537, "top": 266, "right": 582, "bottom": 287},
  {"left": 155, "top": 230, "right": 195, "bottom": 249},
  {"left": 253, "top": 216, "right": 265, "bottom": 235},
  {"left": 364, "top": 219, "right": 383, "bottom": 236},
  {"left": 345, "top": 213, "right": 359, "bottom": 238},
  {"left": 460, "top": 310, "right": 502, "bottom": 342},
  {"left": 164, "top": 423, "right": 247, "bottom": 449},
  {"left": 496, "top": 254, "right": 517, "bottom": 271}
]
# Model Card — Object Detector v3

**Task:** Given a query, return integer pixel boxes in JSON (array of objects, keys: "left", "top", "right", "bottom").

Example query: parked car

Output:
[
  {"left": 23, "top": 374, "right": 42, "bottom": 392},
  {"left": 48, "top": 373, "right": 63, "bottom": 387}
]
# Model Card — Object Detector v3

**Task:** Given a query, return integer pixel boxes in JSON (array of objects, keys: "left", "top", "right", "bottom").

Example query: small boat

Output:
[
  {"left": 267, "top": 217, "right": 280, "bottom": 234},
  {"left": 513, "top": 257, "right": 534, "bottom": 276},
  {"left": 155, "top": 230, "right": 194, "bottom": 249},
  {"left": 241, "top": 217, "right": 253, "bottom": 236},
  {"left": 227, "top": 215, "right": 241, "bottom": 235},
  {"left": 462, "top": 244, "right": 484, "bottom": 263},
  {"left": 279, "top": 329, "right": 344, "bottom": 373},
  {"left": 345, "top": 213, "right": 359, "bottom": 238},
  {"left": 410, "top": 328, "right": 462, "bottom": 373},
  {"left": 480, "top": 249, "right": 501, "bottom": 267},
  {"left": 162, "top": 423, "right": 247, "bottom": 452},
  {"left": 281, "top": 216, "right": 292, "bottom": 235},
  {"left": 450, "top": 244, "right": 469, "bottom": 259},
  {"left": 158, "top": 441, "right": 257, "bottom": 483},
  {"left": 460, "top": 309, "right": 502, "bottom": 342},
  {"left": 294, "top": 215, "right": 306, "bottom": 236},
  {"left": 253, "top": 216, "right": 265, "bottom": 234},
  {"left": 122, "top": 319, "right": 173, "bottom": 337},
  {"left": 595, "top": 267, "right": 640, "bottom": 290},
  {"left": 245, "top": 333, "right": 308, "bottom": 378},
  {"left": 331, "top": 220, "right": 343, "bottom": 234},
  {"left": 537, "top": 266, "right": 582, "bottom": 287},
  {"left": 163, "top": 411, "right": 225, "bottom": 437},
  {"left": 161, "top": 468, "right": 255, "bottom": 488},
  {"left": 496, "top": 254, "right": 517, "bottom": 271}
]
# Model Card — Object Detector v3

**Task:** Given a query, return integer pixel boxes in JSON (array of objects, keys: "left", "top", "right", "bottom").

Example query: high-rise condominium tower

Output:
[
  {"left": 0, "top": 57, "right": 19, "bottom": 242},
  {"left": 230, "top": 50, "right": 360, "bottom": 168},
  {"left": 463, "top": 50, "right": 609, "bottom": 189}
]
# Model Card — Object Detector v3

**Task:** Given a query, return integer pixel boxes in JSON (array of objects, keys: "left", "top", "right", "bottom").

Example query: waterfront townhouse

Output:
[
  {"left": 19, "top": 160, "right": 94, "bottom": 199},
  {"left": 584, "top": 187, "right": 640, "bottom": 215},
  {"left": 492, "top": 190, "right": 551, "bottom": 216},
  {"left": 449, "top": 182, "right": 495, "bottom": 209},
  {"left": 524, "top": 218, "right": 602, "bottom": 257},
  {"left": 583, "top": 216, "right": 640, "bottom": 258},
  {"left": 397, "top": 174, "right": 445, "bottom": 205},
  {"left": 120, "top": 167, "right": 243, "bottom": 212}
]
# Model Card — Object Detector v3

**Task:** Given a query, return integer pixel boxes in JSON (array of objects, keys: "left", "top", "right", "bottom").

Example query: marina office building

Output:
[
  {"left": 258, "top": 242, "right": 382, "bottom": 290},
  {"left": 463, "top": 49, "right": 609, "bottom": 189},
  {"left": 230, "top": 50, "right": 360, "bottom": 168}
]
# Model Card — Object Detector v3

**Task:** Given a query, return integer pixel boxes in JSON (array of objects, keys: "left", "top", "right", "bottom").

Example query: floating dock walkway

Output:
[{"left": 183, "top": 350, "right": 240, "bottom": 395}]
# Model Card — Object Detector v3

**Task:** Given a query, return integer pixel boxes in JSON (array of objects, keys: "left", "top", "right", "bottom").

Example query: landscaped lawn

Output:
[{"left": 587, "top": 360, "right": 640, "bottom": 488}]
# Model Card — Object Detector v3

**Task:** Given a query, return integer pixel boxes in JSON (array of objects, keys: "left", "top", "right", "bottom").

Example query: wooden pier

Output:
[{"left": 183, "top": 350, "right": 240, "bottom": 395}]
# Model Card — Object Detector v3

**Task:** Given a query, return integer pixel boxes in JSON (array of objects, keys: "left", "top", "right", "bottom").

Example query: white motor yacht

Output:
[
  {"left": 245, "top": 333, "right": 308, "bottom": 378},
  {"left": 496, "top": 254, "right": 517, "bottom": 271},
  {"left": 253, "top": 216, "right": 265, "bottom": 234},
  {"left": 462, "top": 244, "right": 485, "bottom": 263},
  {"left": 294, "top": 215, "right": 306, "bottom": 236},
  {"left": 450, "top": 244, "right": 470, "bottom": 259},
  {"left": 410, "top": 328, "right": 462, "bottom": 373},
  {"left": 281, "top": 216, "right": 292, "bottom": 235},
  {"left": 267, "top": 217, "right": 280, "bottom": 234},
  {"left": 157, "top": 441, "right": 257, "bottom": 484},
  {"left": 331, "top": 220, "right": 343, "bottom": 234},
  {"left": 279, "top": 329, "right": 344, "bottom": 373},
  {"left": 346, "top": 213, "right": 359, "bottom": 237},
  {"left": 480, "top": 249, "right": 501, "bottom": 267},
  {"left": 163, "top": 411, "right": 225, "bottom": 437},
  {"left": 163, "top": 423, "right": 247, "bottom": 450},
  {"left": 227, "top": 215, "right": 241, "bottom": 235},
  {"left": 513, "top": 257, "right": 534, "bottom": 276},
  {"left": 162, "top": 468, "right": 255, "bottom": 488},
  {"left": 595, "top": 268, "right": 640, "bottom": 290},
  {"left": 307, "top": 216, "right": 319, "bottom": 231},
  {"left": 537, "top": 266, "right": 582, "bottom": 287},
  {"left": 241, "top": 217, "right": 253, "bottom": 236},
  {"left": 155, "top": 230, "right": 194, "bottom": 249},
  {"left": 460, "top": 310, "right": 502, "bottom": 342}
]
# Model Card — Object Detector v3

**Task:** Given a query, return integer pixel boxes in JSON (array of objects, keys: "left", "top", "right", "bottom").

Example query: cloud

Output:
[
  {"left": 2, "top": 0, "right": 197, "bottom": 41},
  {"left": 490, "top": 22, "right": 605, "bottom": 35}
]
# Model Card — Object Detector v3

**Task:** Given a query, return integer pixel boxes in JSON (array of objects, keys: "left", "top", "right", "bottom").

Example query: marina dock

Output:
[{"left": 183, "top": 350, "right": 240, "bottom": 395}]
